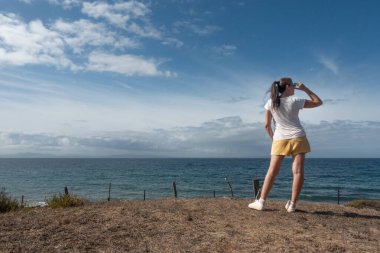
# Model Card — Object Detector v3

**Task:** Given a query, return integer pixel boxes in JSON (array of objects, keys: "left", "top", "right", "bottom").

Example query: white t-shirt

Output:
[{"left": 264, "top": 96, "right": 306, "bottom": 140}]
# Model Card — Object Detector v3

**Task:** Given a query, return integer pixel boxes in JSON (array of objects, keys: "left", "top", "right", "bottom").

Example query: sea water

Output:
[{"left": 0, "top": 158, "right": 379, "bottom": 205}]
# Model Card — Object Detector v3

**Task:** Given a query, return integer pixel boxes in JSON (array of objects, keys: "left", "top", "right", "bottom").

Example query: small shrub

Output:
[
  {"left": 345, "top": 199, "right": 380, "bottom": 211},
  {"left": 0, "top": 188, "right": 19, "bottom": 213},
  {"left": 48, "top": 193, "right": 84, "bottom": 208}
]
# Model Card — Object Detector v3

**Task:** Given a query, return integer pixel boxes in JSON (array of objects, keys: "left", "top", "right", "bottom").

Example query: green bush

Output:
[
  {"left": 48, "top": 193, "right": 85, "bottom": 208},
  {"left": 345, "top": 199, "right": 380, "bottom": 211},
  {"left": 0, "top": 188, "right": 20, "bottom": 213}
]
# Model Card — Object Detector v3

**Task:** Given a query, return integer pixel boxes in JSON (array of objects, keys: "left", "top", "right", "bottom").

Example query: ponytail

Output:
[
  {"left": 271, "top": 81, "right": 282, "bottom": 110},
  {"left": 270, "top": 78, "right": 291, "bottom": 110}
]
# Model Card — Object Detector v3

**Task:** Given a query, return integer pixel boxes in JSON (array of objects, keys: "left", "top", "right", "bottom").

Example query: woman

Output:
[{"left": 249, "top": 77, "right": 323, "bottom": 212}]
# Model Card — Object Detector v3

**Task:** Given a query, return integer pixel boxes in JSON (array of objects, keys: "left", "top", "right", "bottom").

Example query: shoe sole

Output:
[{"left": 248, "top": 203, "right": 264, "bottom": 211}]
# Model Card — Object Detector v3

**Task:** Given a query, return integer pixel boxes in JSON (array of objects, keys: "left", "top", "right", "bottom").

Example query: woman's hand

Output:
[{"left": 296, "top": 82, "right": 307, "bottom": 91}]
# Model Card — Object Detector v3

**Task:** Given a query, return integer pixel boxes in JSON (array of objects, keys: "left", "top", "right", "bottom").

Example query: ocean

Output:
[{"left": 0, "top": 158, "right": 379, "bottom": 205}]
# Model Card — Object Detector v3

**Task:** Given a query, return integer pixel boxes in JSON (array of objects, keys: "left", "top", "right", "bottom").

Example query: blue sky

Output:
[{"left": 0, "top": 0, "right": 379, "bottom": 158}]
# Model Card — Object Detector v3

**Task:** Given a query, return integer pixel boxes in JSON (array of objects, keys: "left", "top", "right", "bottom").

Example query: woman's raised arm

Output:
[{"left": 298, "top": 83, "right": 323, "bottom": 108}]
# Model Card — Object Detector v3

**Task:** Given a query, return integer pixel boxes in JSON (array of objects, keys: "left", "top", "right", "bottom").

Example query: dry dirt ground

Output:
[{"left": 0, "top": 198, "right": 379, "bottom": 253}]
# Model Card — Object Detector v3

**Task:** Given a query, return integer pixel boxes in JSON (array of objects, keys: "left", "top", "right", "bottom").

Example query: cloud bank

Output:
[{"left": 1, "top": 117, "right": 379, "bottom": 158}]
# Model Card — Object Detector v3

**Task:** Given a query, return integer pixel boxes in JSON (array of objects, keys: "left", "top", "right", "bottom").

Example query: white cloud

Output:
[
  {"left": 192, "top": 24, "right": 221, "bottom": 36},
  {"left": 213, "top": 44, "right": 237, "bottom": 56},
  {"left": 86, "top": 52, "right": 175, "bottom": 77},
  {"left": 161, "top": 37, "right": 184, "bottom": 48},
  {"left": 82, "top": 2, "right": 128, "bottom": 25},
  {"left": 0, "top": 13, "right": 75, "bottom": 69},
  {"left": 322, "top": 98, "right": 348, "bottom": 105},
  {"left": 317, "top": 55, "right": 339, "bottom": 74},
  {"left": 52, "top": 19, "right": 139, "bottom": 53},
  {"left": 48, "top": 0, "right": 82, "bottom": 9},
  {"left": 173, "top": 21, "right": 221, "bottom": 36},
  {"left": 127, "top": 22, "right": 162, "bottom": 39},
  {"left": 82, "top": 1, "right": 150, "bottom": 27},
  {"left": 18, "top": 0, "right": 33, "bottom": 3},
  {"left": 0, "top": 12, "right": 174, "bottom": 77},
  {"left": 81, "top": 1, "right": 162, "bottom": 39},
  {"left": 225, "top": 96, "right": 250, "bottom": 103}
]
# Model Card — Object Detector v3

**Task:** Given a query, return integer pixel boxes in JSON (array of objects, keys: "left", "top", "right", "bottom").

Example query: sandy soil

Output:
[{"left": 0, "top": 198, "right": 379, "bottom": 252}]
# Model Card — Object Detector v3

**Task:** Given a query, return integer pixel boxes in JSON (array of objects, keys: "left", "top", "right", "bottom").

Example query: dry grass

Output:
[
  {"left": 0, "top": 188, "right": 19, "bottom": 213},
  {"left": 345, "top": 199, "right": 380, "bottom": 211},
  {"left": 47, "top": 194, "right": 85, "bottom": 209},
  {"left": 0, "top": 198, "right": 379, "bottom": 252}
]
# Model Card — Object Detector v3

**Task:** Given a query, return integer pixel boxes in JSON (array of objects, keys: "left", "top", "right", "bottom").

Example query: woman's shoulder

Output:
[
  {"left": 266, "top": 98, "right": 272, "bottom": 103},
  {"left": 264, "top": 99, "right": 272, "bottom": 109}
]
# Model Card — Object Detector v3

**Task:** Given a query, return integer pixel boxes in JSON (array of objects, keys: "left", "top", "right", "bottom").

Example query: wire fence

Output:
[{"left": 10, "top": 178, "right": 361, "bottom": 208}]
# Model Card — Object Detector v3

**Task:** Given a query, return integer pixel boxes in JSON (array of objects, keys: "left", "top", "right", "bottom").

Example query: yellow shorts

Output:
[{"left": 271, "top": 136, "right": 311, "bottom": 156}]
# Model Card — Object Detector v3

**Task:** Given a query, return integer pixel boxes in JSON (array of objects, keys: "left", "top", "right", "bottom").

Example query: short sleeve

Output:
[
  {"left": 264, "top": 99, "right": 271, "bottom": 110},
  {"left": 293, "top": 97, "right": 306, "bottom": 110}
]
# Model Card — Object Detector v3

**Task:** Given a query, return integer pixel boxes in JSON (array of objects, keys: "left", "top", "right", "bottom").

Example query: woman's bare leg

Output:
[
  {"left": 260, "top": 155, "right": 285, "bottom": 200},
  {"left": 291, "top": 153, "right": 305, "bottom": 203}
]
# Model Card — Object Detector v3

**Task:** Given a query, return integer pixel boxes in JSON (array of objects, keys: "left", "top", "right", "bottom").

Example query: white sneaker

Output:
[
  {"left": 248, "top": 199, "right": 265, "bottom": 211},
  {"left": 285, "top": 200, "right": 296, "bottom": 213}
]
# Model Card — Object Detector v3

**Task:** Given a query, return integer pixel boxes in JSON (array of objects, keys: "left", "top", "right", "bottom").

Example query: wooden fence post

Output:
[
  {"left": 64, "top": 186, "right": 69, "bottom": 195},
  {"left": 225, "top": 177, "right": 234, "bottom": 198},
  {"left": 21, "top": 195, "right": 24, "bottom": 207},
  {"left": 172, "top": 181, "right": 177, "bottom": 198},
  {"left": 108, "top": 183, "right": 111, "bottom": 201},
  {"left": 337, "top": 188, "right": 340, "bottom": 205},
  {"left": 213, "top": 190, "right": 216, "bottom": 198},
  {"left": 144, "top": 190, "right": 146, "bottom": 201},
  {"left": 253, "top": 178, "right": 261, "bottom": 199}
]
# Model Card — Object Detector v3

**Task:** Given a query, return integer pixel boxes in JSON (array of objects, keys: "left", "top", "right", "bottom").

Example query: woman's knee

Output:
[
  {"left": 292, "top": 168, "right": 304, "bottom": 180},
  {"left": 292, "top": 164, "right": 304, "bottom": 176},
  {"left": 292, "top": 154, "right": 304, "bottom": 174},
  {"left": 293, "top": 167, "right": 304, "bottom": 176}
]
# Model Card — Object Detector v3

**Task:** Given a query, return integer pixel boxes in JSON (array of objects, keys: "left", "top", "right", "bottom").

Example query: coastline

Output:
[
  {"left": 1, "top": 198, "right": 379, "bottom": 252},
  {"left": 1, "top": 158, "right": 379, "bottom": 203}
]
